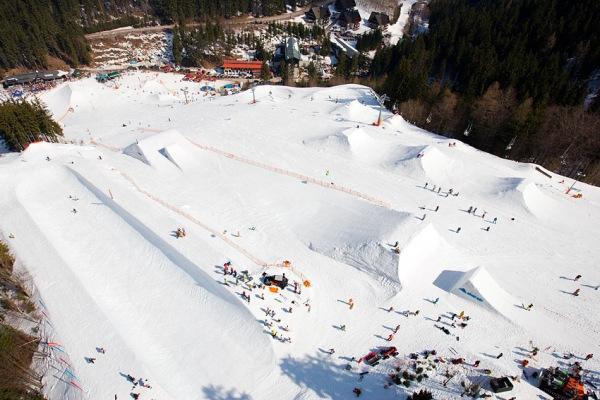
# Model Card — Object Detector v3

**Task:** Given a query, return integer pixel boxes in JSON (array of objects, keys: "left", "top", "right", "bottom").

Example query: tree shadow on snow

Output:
[
  {"left": 279, "top": 354, "right": 398, "bottom": 400},
  {"left": 201, "top": 385, "right": 252, "bottom": 400}
]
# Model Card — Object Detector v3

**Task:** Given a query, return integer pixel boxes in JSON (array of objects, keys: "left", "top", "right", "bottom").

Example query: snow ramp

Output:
[
  {"left": 123, "top": 130, "right": 196, "bottom": 171},
  {"left": 419, "top": 146, "right": 456, "bottom": 182},
  {"left": 434, "top": 267, "right": 517, "bottom": 316},
  {"left": 485, "top": 177, "right": 563, "bottom": 219},
  {"left": 40, "top": 83, "right": 72, "bottom": 120},
  {"left": 397, "top": 224, "right": 456, "bottom": 288},
  {"left": 293, "top": 199, "right": 410, "bottom": 289}
]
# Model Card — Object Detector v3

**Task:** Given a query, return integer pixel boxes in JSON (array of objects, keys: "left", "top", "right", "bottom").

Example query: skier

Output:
[
  {"left": 525, "top": 303, "right": 533, "bottom": 311},
  {"left": 387, "top": 333, "right": 394, "bottom": 341},
  {"left": 585, "top": 353, "right": 593, "bottom": 361},
  {"left": 467, "top": 206, "right": 473, "bottom": 214},
  {"left": 473, "top": 360, "right": 481, "bottom": 367},
  {"left": 493, "top": 217, "right": 497, "bottom": 224},
  {"left": 393, "top": 324, "right": 400, "bottom": 333},
  {"left": 97, "top": 347, "right": 105, "bottom": 354},
  {"left": 433, "top": 297, "right": 439, "bottom": 305},
  {"left": 484, "top": 226, "right": 490, "bottom": 231},
  {"left": 434, "top": 206, "right": 439, "bottom": 212},
  {"left": 72, "top": 208, "right": 78, "bottom": 214},
  {"left": 437, "top": 187, "right": 441, "bottom": 193},
  {"left": 348, "top": 299, "right": 354, "bottom": 310},
  {"left": 353, "top": 387, "right": 362, "bottom": 397},
  {"left": 424, "top": 182, "right": 428, "bottom": 189},
  {"left": 329, "top": 348, "right": 335, "bottom": 355},
  {"left": 456, "top": 227, "right": 461, "bottom": 233},
  {"left": 572, "top": 288, "right": 580, "bottom": 296},
  {"left": 574, "top": 274, "right": 582, "bottom": 281},
  {"left": 387, "top": 306, "right": 394, "bottom": 313},
  {"left": 482, "top": 211, "right": 487, "bottom": 219},
  {"left": 496, "top": 352, "right": 503, "bottom": 359}
]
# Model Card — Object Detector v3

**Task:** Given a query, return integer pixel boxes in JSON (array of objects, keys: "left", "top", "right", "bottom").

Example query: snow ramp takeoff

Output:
[
  {"left": 123, "top": 130, "right": 196, "bottom": 171},
  {"left": 434, "top": 267, "right": 517, "bottom": 316}
]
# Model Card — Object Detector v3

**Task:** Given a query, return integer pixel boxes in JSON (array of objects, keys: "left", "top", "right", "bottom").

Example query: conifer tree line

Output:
[
  {"left": 0, "top": 99, "right": 63, "bottom": 151},
  {"left": 369, "top": 0, "right": 600, "bottom": 184},
  {"left": 0, "top": 0, "right": 90, "bottom": 70}
]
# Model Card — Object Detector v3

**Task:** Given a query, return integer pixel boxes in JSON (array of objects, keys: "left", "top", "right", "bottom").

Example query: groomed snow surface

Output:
[{"left": 1, "top": 71, "right": 599, "bottom": 399}]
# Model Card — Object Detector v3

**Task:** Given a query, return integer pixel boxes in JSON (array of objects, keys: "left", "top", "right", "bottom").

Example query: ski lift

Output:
[{"left": 463, "top": 122, "right": 472, "bottom": 137}]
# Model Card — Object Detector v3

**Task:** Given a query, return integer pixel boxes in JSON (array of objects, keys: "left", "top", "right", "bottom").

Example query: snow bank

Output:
[{"left": 40, "top": 83, "right": 72, "bottom": 119}]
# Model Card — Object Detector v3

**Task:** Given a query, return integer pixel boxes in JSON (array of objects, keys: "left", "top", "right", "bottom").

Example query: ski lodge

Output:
[{"left": 222, "top": 60, "right": 263, "bottom": 77}]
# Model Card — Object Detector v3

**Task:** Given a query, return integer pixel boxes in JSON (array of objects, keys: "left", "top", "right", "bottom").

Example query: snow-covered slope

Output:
[{"left": 1, "top": 71, "right": 599, "bottom": 399}]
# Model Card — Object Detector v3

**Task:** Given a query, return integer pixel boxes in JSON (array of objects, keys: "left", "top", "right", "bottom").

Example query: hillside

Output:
[{"left": 0, "top": 71, "right": 599, "bottom": 399}]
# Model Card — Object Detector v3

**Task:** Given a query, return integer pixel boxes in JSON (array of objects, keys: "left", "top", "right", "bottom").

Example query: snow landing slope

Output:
[{"left": 0, "top": 72, "right": 599, "bottom": 400}]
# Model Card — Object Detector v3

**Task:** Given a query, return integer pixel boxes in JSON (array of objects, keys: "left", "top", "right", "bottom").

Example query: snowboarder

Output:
[
  {"left": 86, "top": 357, "right": 96, "bottom": 364},
  {"left": 574, "top": 274, "right": 582, "bottom": 281}
]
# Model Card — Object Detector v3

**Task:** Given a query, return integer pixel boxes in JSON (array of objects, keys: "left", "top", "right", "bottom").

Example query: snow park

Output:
[{"left": 0, "top": 71, "right": 599, "bottom": 400}]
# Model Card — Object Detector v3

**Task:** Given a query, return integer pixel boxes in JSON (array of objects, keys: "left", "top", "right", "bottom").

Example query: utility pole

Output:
[{"left": 374, "top": 93, "right": 389, "bottom": 126}]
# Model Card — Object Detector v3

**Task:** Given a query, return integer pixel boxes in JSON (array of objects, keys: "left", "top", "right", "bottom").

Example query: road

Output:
[{"left": 85, "top": 2, "right": 331, "bottom": 40}]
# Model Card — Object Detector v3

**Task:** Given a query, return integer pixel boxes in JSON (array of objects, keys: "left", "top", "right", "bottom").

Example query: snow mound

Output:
[
  {"left": 420, "top": 147, "right": 456, "bottom": 182},
  {"left": 123, "top": 130, "right": 195, "bottom": 171},
  {"left": 397, "top": 224, "right": 455, "bottom": 287},
  {"left": 302, "top": 132, "right": 350, "bottom": 154},
  {"left": 294, "top": 200, "right": 410, "bottom": 289},
  {"left": 41, "top": 84, "right": 72, "bottom": 119},
  {"left": 142, "top": 79, "right": 168, "bottom": 94},
  {"left": 485, "top": 177, "right": 562, "bottom": 218},
  {"left": 434, "top": 267, "right": 517, "bottom": 315},
  {"left": 343, "top": 99, "right": 379, "bottom": 124}
]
